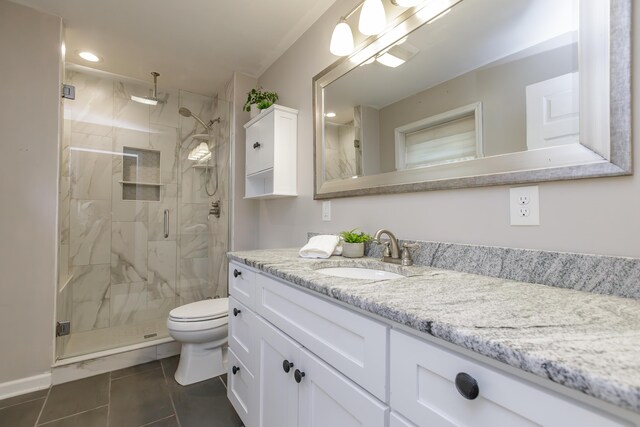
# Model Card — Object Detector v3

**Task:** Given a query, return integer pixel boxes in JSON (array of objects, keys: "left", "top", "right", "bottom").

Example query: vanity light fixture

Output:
[
  {"left": 78, "top": 51, "right": 101, "bottom": 62},
  {"left": 325, "top": 112, "right": 337, "bottom": 118},
  {"left": 375, "top": 52, "right": 405, "bottom": 67},
  {"left": 330, "top": 18, "right": 355, "bottom": 56},
  {"left": 359, "top": 0, "right": 386, "bottom": 36},
  {"left": 329, "top": 0, "right": 422, "bottom": 57}
]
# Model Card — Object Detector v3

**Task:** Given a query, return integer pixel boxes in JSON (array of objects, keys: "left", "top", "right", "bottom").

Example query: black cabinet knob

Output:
[
  {"left": 294, "top": 369, "right": 305, "bottom": 383},
  {"left": 282, "top": 360, "right": 294, "bottom": 373},
  {"left": 233, "top": 308, "right": 241, "bottom": 316},
  {"left": 233, "top": 269, "right": 241, "bottom": 278},
  {"left": 232, "top": 365, "right": 240, "bottom": 375},
  {"left": 455, "top": 372, "right": 479, "bottom": 400},
  {"left": 253, "top": 142, "right": 261, "bottom": 149}
]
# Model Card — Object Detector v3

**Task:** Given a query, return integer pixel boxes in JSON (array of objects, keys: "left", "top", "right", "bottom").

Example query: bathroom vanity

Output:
[{"left": 226, "top": 250, "right": 640, "bottom": 427}]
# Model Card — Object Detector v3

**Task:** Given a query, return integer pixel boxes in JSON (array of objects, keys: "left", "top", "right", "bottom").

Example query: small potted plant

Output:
[
  {"left": 339, "top": 228, "right": 371, "bottom": 258},
  {"left": 243, "top": 87, "right": 279, "bottom": 118}
]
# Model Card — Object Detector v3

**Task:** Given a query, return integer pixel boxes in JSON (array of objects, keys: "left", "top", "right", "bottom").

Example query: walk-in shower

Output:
[{"left": 56, "top": 65, "right": 231, "bottom": 360}]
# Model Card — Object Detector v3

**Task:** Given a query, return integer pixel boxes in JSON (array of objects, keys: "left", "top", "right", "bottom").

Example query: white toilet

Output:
[{"left": 166, "top": 298, "right": 229, "bottom": 386}]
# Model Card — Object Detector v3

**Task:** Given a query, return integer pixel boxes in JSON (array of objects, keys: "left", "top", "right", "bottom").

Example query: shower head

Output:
[
  {"left": 179, "top": 107, "right": 211, "bottom": 130},
  {"left": 179, "top": 107, "right": 220, "bottom": 130},
  {"left": 131, "top": 72, "right": 164, "bottom": 106}
]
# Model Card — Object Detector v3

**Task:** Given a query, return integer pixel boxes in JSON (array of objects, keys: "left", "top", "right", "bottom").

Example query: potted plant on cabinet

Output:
[
  {"left": 339, "top": 228, "right": 371, "bottom": 258},
  {"left": 243, "top": 87, "right": 279, "bottom": 118}
]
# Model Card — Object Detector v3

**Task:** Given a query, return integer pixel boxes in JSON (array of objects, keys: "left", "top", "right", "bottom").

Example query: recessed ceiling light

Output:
[
  {"left": 325, "top": 112, "right": 337, "bottom": 118},
  {"left": 78, "top": 51, "right": 101, "bottom": 62}
]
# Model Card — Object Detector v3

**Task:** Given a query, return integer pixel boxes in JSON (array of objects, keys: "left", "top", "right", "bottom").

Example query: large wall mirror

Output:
[{"left": 313, "top": 0, "right": 631, "bottom": 199}]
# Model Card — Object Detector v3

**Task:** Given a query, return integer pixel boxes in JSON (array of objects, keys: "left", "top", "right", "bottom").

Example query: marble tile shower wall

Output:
[{"left": 58, "top": 69, "right": 228, "bottom": 341}]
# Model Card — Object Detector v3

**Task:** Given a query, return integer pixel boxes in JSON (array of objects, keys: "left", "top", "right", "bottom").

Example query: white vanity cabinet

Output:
[
  {"left": 227, "top": 261, "right": 389, "bottom": 427},
  {"left": 228, "top": 260, "right": 637, "bottom": 427},
  {"left": 243, "top": 104, "right": 297, "bottom": 199}
]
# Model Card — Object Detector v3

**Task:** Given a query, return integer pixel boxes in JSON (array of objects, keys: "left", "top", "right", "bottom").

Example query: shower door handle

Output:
[{"left": 164, "top": 209, "right": 169, "bottom": 238}]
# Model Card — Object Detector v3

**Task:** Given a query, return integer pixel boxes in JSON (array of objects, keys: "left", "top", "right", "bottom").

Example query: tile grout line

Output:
[
  {"left": 160, "top": 360, "right": 182, "bottom": 427},
  {"left": 0, "top": 395, "right": 47, "bottom": 411},
  {"left": 107, "top": 371, "right": 112, "bottom": 427},
  {"left": 32, "top": 385, "right": 52, "bottom": 427},
  {"left": 37, "top": 404, "right": 109, "bottom": 426},
  {"left": 138, "top": 414, "right": 176, "bottom": 427}
]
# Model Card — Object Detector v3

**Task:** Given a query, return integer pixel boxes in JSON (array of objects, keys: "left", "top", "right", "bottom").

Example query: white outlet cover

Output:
[{"left": 510, "top": 186, "right": 539, "bottom": 226}]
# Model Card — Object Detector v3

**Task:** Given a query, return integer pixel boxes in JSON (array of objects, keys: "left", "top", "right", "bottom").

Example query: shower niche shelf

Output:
[{"left": 121, "top": 146, "right": 162, "bottom": 201}]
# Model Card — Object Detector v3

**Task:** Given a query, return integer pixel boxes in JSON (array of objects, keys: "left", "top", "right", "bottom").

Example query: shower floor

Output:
[{"left": 62, "top": 318, "right": 170, "bottom": 359}]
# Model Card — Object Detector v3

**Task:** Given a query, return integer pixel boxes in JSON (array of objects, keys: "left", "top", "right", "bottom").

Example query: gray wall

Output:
[
  {"left": 0, "top": 1, "right": 62, "bottom": 383},
  {"left": 256, "top": 0, "right": 640, "bottom": 258}
]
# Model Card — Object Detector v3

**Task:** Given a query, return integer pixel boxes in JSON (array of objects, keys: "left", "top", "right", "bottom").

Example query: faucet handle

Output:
[{"left": 401, "top": 242, "right": 418, "bottom": 266}]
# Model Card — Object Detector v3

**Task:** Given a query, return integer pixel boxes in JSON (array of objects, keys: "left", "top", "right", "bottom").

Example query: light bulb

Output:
[
  {"left": 330, "top": 20, "right": 354, "bottom": 56},
  {"left": 359, "top": 0, "right": 386, "bottom": 36}
]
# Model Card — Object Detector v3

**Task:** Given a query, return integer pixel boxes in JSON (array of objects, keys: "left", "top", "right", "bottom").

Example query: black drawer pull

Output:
[
  {"left": 294, "top": 369, "right": 305, "bottom": 383},
  {"left": 282, "top": 360, "right": 294, "bottom": 373},
  {"left": 233, "top": 308, "right": 241, "bottom": 316},
  {"left": 233, "top": 269, "right": 241, "bottom": 278},
  {"left": 253, "top": 142, "right": 261, "bottom": 149},
  {"left": 455, "top": 372, "right": 479, "bottom": 400},
  {"left": 232, "top": 365, "right": 240, "bottom": 375}
]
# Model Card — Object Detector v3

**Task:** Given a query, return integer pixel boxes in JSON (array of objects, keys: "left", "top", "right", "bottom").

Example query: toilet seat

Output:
[{"left": 169, "top": 298, "right": 229, "bottom": 322}]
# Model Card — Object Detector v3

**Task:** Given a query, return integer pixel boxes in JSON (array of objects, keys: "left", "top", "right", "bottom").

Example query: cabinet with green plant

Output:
[{"left": 244, "top": 87, "right": 279, "bottom": 118}]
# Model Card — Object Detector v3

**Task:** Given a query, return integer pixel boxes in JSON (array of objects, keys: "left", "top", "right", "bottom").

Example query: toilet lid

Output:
[{"left": 169, "top": 298, "right": 229, "bottom": 321}]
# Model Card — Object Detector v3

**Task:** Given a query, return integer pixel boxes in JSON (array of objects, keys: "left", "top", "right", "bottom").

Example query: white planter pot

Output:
[
  {"left": 342, "top": 242, "right": 365, "bottom": 258},
  {"left": 250, "top": 104, "right": 260, "bottom": 119}
]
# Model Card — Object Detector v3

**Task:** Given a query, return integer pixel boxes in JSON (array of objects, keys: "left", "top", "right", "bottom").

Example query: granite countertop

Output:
[{"left": 228, "top": 248, "right": 640, "bottom": 413}]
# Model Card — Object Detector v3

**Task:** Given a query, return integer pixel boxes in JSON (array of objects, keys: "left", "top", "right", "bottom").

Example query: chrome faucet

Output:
[{"left": 372, "top": 229, "right": 417, "bottom": 266}]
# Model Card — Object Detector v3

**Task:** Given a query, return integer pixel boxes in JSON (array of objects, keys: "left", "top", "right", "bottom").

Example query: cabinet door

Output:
[
  {"left": 245, "top": 123, "right": 261, "bottom": 176},
  {"left": 257, "top": 317, "right": 301, "bottom": 427},
  {"left": 298, "top": 348, "right": 388, "bottom": 427},
  {"left": 228, "top": 349, "right": 255, "bottom": 427},
  {"left": 256, "top": 111, "right": 275, "bottom": 172}
]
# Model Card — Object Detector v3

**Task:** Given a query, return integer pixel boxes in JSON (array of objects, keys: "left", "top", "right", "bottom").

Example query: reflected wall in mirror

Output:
[{"left": 313, "top": 0, "right": 631, "bottom": 199}]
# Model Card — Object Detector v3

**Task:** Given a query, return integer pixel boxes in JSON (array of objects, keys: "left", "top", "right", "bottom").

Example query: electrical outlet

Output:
[
  {"left": 510, "top": 186, "right": 539, "bottom": 226},
  {"left": 322, "top": 201, "right": 331, "bottom": 221}
]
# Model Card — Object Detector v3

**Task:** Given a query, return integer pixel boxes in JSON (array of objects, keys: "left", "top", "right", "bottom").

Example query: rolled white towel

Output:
[{"left": 299, "top": 235, "right": 340, "bottom": 259}]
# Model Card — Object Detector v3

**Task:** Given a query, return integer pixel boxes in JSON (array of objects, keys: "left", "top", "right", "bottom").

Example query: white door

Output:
[
  {"left": 526, "top": 72, "right": 579, "bottom": 150},
  {"left": 227, "top": 349, "right": 255, "bottom": 427},
  {"left": 245, "top": 122, "right": 261, "bottom": 176},
  {"left": 257, "top": 317, "right": 301, "bottom": 427},
  {"left": 298, "top": 348, "right": 388, "bottom": 427}
]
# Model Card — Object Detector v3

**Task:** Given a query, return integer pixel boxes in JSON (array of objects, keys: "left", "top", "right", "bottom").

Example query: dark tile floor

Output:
[{"left": 0, "top": 356, "right": 243, "bottom": 427}]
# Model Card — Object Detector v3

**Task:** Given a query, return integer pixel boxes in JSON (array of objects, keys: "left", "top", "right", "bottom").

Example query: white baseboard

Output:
[{"left": 0, "top": 373, "right": 51, "bottom": 401}]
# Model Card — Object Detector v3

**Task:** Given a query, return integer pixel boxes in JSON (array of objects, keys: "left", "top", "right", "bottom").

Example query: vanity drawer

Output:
[
  {"left": 390, "top": 412, "right": 417, "bottom": 427},
  {"left": 229, "top": 261, "right": 256, "bottom": 310},
  {"left": 255, "top": 273, "right": 388, "bottom": 402},
  {"left": 229, "top": 297, "right": 258, "bottom": 373},
  {"left": 228, "top": 348, "right": 256, "bottom": 427},
  {"left": 390, "top": 330, "right": 630, "bottom": 427}
]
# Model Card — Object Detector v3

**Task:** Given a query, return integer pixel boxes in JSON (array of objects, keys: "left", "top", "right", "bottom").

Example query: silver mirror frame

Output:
[{"left": 313, "top": 0, "right": 631, "bottom": 200}]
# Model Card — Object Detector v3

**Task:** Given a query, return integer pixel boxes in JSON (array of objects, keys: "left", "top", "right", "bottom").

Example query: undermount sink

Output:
[{"left": 315, "top": 267, "right": 404, "bottom": 281}]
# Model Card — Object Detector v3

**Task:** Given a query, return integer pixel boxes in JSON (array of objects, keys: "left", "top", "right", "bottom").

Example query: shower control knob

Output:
[
  {"left": 232, "top": 366, "right": 240, "bottom": 375},
  {"left": 294, "top": 369, "right": 305, "bottom": 383},
  {"left": 233, "top": 308, "right": 241, "bottom": 316},
  {"left": 233, "top": 269, "right": 242, "bottom": 278},
  {"left": 282, "top": 360, "right": 294, "bottom": 373},
  {"left": 253, "top": 142, "right": 261, "bottom": 149}
]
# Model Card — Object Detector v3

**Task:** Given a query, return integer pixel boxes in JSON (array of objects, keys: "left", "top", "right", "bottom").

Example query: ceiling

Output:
[{"left": 11, "top": 0, "right": 336, "bottom": 95}]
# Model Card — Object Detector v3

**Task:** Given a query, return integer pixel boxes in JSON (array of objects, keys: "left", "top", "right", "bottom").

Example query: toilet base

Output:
[{"left": 174, "top": 342, "right": 228, "bottom": 386}]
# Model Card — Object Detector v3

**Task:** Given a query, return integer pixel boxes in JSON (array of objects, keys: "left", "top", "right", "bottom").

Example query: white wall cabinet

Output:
[
  {"left": 228, "top": 261, "right": 638, "bottom": 427},
  {"left": 244, "top": 104, "right": 297, "bottom": 199}
]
